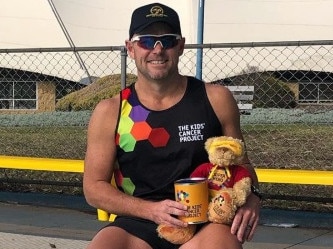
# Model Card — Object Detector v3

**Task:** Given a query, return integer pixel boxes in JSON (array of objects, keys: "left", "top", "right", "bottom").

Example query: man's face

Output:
[{"left": 126, "top": 22, "right": 185, "bottom": 81}]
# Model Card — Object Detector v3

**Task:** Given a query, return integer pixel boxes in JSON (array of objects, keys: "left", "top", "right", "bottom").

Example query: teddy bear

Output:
[{"left": 157, "top": 136, "right": 252, "bottom": 244}]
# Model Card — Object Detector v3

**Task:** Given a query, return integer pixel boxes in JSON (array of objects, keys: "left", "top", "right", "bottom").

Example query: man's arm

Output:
[
  {"left": 83, "top": 96, "right": 189, "bottom": 227},
  {"left": 205, "top": 83, "right": 259, "bottom": 186},
  {"left": 206, "top": 83, "right": 260, "bottom": 242}
]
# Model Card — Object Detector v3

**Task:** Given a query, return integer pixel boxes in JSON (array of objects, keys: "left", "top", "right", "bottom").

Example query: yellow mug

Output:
[{"left": 174, "top": 177, "right": 209, "bottom": 224}]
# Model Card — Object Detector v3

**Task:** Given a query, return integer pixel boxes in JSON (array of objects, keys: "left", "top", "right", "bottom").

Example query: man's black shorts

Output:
[{"left": 105, "top": 216, "right": 180, "bottom": 249}]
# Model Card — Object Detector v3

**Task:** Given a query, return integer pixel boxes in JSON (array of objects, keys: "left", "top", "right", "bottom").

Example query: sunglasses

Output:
[{"left": 131, "top": 34, "right": 182, "bottom": 50}]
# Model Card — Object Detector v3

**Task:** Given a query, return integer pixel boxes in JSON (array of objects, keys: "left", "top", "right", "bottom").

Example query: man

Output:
[{"left": 84, "top": 2, "right": 261, "bottom": 249}]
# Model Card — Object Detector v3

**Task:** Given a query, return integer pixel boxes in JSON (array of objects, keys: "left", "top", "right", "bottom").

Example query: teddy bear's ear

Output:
[{"left": 204, "top": 137, "right": 214, "bottom": 152}]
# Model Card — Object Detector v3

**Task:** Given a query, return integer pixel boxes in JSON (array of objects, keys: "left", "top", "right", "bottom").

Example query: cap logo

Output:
[{"left": 146, "top": 6, "right": 168, "bottom": 18}]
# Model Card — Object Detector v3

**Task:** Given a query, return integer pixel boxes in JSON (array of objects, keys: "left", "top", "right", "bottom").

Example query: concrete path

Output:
[{"left": 0, "top": 193, "right": 332, "bottom": 249}]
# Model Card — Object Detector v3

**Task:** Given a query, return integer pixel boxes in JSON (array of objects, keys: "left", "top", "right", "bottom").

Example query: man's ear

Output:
[{"left": 125, "top": 40, "right": 135, "bottom": 59}]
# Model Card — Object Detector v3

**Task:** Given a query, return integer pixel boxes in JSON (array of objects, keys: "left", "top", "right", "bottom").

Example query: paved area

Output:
[
  {"left": 1, "top": 226, "right": 333, "bottom": 249},
  {"left": 0, "top": 192, "right": 332, "bottom": 249},
  {"left": 0, "top": 232, "right": 89, "bottom": 249}
]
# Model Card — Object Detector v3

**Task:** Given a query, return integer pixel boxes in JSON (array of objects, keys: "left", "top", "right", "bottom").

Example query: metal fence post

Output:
[
  {"left": 195, "top": 0, "right": 205, "bottom": 80},
  {"left": 120, "top": 46, "right": 127, "bottom": 90}
]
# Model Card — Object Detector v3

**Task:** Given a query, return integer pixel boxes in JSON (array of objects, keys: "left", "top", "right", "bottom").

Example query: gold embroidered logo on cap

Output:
[{"left": 146, "top": 5, "right": 168, "bottom": 18}]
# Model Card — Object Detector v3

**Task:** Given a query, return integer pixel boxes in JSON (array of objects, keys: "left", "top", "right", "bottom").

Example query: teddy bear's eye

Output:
[
  {"left": 217, "top": 148, "right": 227, "bottom": 153},
  {"left": 215, "top": 195, "right": 225, "bottom": 206}
]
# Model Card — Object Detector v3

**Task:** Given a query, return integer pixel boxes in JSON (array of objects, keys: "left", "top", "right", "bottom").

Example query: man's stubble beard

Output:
[
  {"left": 137, "top": 59, "right": 179, "bottom": 82},
  {"left": 138, "top": 65, "right": 175, "bottom": 82}
]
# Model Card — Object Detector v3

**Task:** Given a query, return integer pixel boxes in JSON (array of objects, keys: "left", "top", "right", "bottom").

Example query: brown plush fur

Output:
[
  {"left": 205, "top": 136, "right": 245, "bottom": 166},
  {"left": 208, "top": 188, "right": 236, "bottom": 224},
  {"left": 157, "top": 224, "right": 196, "bottom": 244}
]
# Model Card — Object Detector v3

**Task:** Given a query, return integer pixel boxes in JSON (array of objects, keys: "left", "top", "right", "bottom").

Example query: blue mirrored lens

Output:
[{"left": 138, "top": 36, "right": 179, "bottom": 50}]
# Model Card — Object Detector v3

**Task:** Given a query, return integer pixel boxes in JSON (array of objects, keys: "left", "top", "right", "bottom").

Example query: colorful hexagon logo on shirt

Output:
[
  {"left": 130, "top": 105, "right": 150, "bottom": 122},
  {"left": 117, "top": 88, "right": 170, "bottom": 152},
  {"left": 114, "top": 169, "right": 135, "bottom": 195},
  {"left": 148, "top": 127, "right": 170, "bottom": 147},
  {"left": 131, "top": 121, "right": 152, "bottom": 141}
]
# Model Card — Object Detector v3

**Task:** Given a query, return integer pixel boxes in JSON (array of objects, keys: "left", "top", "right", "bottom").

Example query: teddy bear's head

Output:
[{"left": 204, "top": 136, "right": 245, "bottom": 166}]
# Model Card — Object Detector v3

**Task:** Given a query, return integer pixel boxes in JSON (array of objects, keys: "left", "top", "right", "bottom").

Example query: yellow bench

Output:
[
  {"left": 256, "top": 168, "right": 333, "bottom": 186},
  {"left": 1, "top": 155, "right": 333, "bottom": 221},
  {"left": 0, "top": 155, "right": 116, "bottom": 221},
  {"left": 0, "top": 156, "right": 83, "bottom": 173}
]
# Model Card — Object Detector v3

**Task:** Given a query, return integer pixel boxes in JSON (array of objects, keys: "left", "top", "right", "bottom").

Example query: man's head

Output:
[{"left": 129, "top": 3, "right": 182, "bottom": 39}]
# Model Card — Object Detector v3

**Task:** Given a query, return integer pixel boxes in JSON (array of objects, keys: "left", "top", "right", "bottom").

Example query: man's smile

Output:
[{"left": 148, "top": 59, "right": 167, "bottom": 64}]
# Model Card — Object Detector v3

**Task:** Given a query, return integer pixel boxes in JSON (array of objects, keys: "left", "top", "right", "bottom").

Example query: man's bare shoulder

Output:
[
  {"left": 205, "top": 83, "right": 234, "bottom": 102},
  {"left": 92, "top": 94, "right": 120, "bottom": 119},
  {"left": 204, "top": 82, "right": 240, "bottom": 125},
  {"left": 95, "top": 94, "right": 120, "bottom": 111}
]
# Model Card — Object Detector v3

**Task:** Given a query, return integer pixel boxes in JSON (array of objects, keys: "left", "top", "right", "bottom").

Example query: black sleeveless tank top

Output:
[{"left": 114, "top": 76, "right": 222, "bottom": 201}]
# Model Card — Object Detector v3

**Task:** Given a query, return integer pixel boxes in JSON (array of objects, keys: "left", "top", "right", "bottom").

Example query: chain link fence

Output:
[
  {"left": 1, "top": 41, "right": 332, "bottom": 168},
  {"left": 0, "top": 41, "right": 332, "bottom": 207}
]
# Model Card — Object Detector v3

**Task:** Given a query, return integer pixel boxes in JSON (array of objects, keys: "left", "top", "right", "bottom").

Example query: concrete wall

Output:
[{"left": 37, "top": 82, "right": 56, "bottom": 112}]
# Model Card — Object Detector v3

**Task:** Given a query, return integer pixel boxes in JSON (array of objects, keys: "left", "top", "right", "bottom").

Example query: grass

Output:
[
  {"left": 0, "top": 126, "right": 87, "bottom": 159},
  {"left": 1, "top": 124, "right": 332, "bottom": 163},
  {"left": 242, "top": 124, "right": 333, "bottom": 169},
  {"left": 243, "top": 124, "right": 333, "bottom": 212},
  {"left": 0, "top": 126, "right": 86, "bottom": 195}
]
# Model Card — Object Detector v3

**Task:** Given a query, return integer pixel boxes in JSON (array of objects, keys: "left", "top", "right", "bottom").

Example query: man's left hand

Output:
[{"left": 230, "top": 193, "right": 261, "bottom": 243}]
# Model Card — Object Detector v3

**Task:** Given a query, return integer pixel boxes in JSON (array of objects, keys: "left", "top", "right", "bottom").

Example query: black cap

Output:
[{"left": 129, "top": 3, "right": 182, "bottom": 39}]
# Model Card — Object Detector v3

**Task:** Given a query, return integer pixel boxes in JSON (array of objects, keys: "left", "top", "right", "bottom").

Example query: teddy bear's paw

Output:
[
  {"left": 208, "top": 204, "right": 232, "bottom": 224},
  {"left": 208, "top": 191, "right": 236, "bottom": 224},
  {"left": 233, "top": 177, "right": 252, "bottom": 207},
  {"left": 157, "top": 224, "right": 196, "bottom": 244}
]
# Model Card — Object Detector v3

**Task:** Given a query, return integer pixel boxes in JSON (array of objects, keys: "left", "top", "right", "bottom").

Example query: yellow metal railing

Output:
[
  {"left": 1, "top": 155, "right": 332, "bottom": 221},
  {"left": 256, "top": 168, "right": 333, "bottom": 186},
  {"left": 0, "top": 155, "right": 83, "bottom": 173}
]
